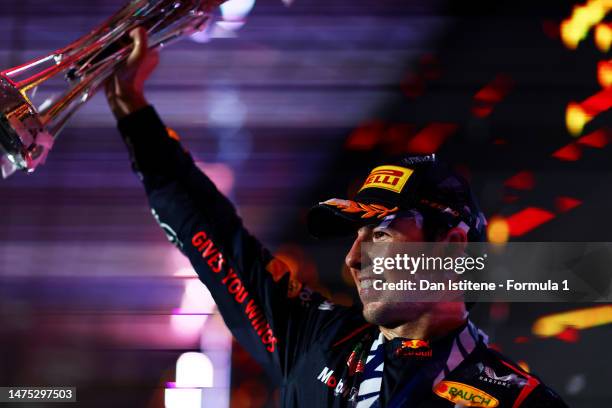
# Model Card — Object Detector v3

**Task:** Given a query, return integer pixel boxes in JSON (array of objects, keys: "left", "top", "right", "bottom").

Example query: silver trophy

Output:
[{"left": 0, "top": 0, "right": 224, "bottom": 178}]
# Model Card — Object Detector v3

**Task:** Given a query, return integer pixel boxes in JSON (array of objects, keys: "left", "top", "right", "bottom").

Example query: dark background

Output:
[{"left": 0, "top": 0, "right": 610, "bottom": 407}]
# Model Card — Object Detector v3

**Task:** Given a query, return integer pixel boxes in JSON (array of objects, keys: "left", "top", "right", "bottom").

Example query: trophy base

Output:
[{"left": 0, "top": 75, "right": 53, "bottom": 178}]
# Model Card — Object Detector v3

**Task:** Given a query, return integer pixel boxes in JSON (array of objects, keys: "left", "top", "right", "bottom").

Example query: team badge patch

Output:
[
  {"left": 359, "top": 165, "right": 413, "bottom": 193},
  {"left": 477, "top": 363, "right": 527, "bottom": 388},
  {"left": 434, "top": 381, "right": 499, "bottom": 407}
]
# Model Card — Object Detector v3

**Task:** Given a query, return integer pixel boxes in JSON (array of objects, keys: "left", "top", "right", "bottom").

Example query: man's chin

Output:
[
  {"left": 361, "top": 300, "right": 429, "bottom": 327},
  {"left": 361, "top": 301, "right": 399, "bottom": 326}
]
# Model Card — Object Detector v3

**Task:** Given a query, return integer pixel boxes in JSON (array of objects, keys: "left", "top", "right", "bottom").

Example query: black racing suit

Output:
[{"left": 117, "top": 106, "right": 568, "bottom": 408}]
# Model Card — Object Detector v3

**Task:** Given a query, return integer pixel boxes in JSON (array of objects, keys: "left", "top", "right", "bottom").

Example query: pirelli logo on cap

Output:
[{"left": 359, "top": 165, "right": 413, "bottom": 194}]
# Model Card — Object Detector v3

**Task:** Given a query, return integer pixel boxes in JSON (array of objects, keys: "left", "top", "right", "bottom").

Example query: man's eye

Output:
[{"left": 373, "top": 231, "right": 388, "bottom": 240}]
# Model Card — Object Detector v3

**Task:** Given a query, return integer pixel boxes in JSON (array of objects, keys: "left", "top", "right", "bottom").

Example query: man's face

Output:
[{"left": 345, "top": 215, "right": 431, "bottom": 327}]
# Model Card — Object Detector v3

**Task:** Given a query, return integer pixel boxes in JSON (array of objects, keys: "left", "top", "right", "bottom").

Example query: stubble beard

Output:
[{"left": 361, "top": 299, "right": 430, "bottom": 328}]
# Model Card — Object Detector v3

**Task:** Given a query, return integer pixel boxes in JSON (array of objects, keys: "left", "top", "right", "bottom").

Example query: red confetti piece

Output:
[
  {"left": 504, "top": 171, "right": 535, "bottom": 190},
  {"left": 555, "top": 196, "right": 582, "bottom": 213},
  {"left": 406, "top": 123, "right": 458, "bottom": 154},
  {"left": 552, "top": 143, "right": 582, "bottom": 161},
  {"left": 506, "top": 207, "right": 555, "bottom": 236},
  {"left": 576, "top": 129, "right": 610, "bottom": 148}
]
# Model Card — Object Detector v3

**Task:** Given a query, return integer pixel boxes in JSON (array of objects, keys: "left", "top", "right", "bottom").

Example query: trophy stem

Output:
[
  {"left": 7, "top": 37, "right": 124, "bottom": 94},
  {"left": 40, "top": 60, "right": 116, "bottom": 132}
]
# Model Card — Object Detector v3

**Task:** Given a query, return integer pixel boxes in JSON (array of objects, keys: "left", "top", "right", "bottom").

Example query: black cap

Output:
[{"left": 307, "top": 154, "right": 487, "bottom": 241}]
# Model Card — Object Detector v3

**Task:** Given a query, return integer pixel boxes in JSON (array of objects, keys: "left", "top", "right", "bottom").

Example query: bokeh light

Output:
[
  {"left": 561, "top": 0, "right": 612, "bottom": 50},
  {"left": 597, "top": 60, "right": 612, "bottom": 87},
  {"left": 532, "top": 305, "right": 612, "bottom": 337},
  {"left": 595, "top": 22, "right": 612, "bottom": 52},
  {"left": 566, "top": 102, "right": 591, "bottom": 136},
  {"left": 176, "top": 352, "right": 214, "bottom": 388},
  {"left": 487, "top": 216, "right": 510, "bottom": 244}
]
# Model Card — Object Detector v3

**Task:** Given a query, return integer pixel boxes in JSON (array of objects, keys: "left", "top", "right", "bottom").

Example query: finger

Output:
[{"left": 127, "top": 27, "right": 148, "bottom": 65}]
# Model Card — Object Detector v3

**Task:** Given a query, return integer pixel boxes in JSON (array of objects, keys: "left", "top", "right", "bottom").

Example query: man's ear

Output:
[
  {"left": 441, "top": 226, "right": 468, "bottom": 256},
  {"left": 444, "top": 227, "right": 468, "bottom": 243}
]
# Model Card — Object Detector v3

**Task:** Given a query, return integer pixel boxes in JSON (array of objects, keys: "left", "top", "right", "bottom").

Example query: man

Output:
[{"left": 106, "top": 28, "right": 567, "bottom": 407}]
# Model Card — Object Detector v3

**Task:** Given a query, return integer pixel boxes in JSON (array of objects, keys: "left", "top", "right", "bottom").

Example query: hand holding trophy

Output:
[
  {"left": 0, "top": 0, "right": 224, "bottom": 178},
  {"left": 106, "top": 27, "right": 159, "bottom": 120}
]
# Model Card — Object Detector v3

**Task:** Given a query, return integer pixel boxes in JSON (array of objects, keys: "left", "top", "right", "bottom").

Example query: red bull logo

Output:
[
  {"left": 395, "top": 339, "right": 432, "bottom": 358},
  {"left": 359, "top": 165, "right": 413, "bottom": 193},
  {"left": 401, "top": 339, "right": 429, "bottom": 349}
]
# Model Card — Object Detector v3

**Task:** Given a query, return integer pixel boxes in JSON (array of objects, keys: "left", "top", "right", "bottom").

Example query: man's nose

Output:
[{"left": 345, "top": 237, "right": 362, "bottom": 270}]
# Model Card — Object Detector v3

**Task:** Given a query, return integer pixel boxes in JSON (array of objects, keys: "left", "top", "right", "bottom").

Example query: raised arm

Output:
[{"left": 105, "top": 28, "right": 342, "bottom": 382}]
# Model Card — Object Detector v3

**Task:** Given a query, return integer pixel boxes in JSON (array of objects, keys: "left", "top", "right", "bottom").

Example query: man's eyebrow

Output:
[{"left": 372, "top": 224, "right": 389, "bottom": 230}]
